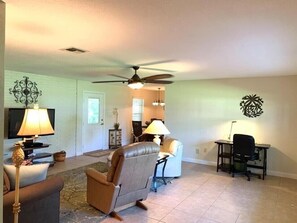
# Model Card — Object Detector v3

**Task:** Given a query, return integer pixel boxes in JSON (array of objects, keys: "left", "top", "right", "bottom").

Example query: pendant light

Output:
[{"left": 152, "top": 88, "right": 165, "bottom": 107}]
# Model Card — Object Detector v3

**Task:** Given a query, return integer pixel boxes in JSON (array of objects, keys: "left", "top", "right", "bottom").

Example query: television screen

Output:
[{"left": 8, "top": 108, "right": 55, "bottom": 139}]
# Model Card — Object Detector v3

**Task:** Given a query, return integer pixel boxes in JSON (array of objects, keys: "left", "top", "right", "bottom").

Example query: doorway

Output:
[{"left": 82, "top": 92, "right": 105, "bottom": 153}]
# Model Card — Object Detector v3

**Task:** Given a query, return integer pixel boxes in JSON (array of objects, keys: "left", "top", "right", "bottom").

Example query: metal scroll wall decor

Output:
[
  {"left": 9, "top": 76, "right": 42, "bottom": 107},
  {"left": 240, "top": 94, "right": 264, "bottom": 118}
]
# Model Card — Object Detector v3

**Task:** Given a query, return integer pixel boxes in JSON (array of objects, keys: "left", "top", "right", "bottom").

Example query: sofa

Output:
[
  {"left": 86, "top": 142, "right": 160, "bottom": 220},
  {"left": 3, "top": 167, "right": 64, "bottom": 223},
  {"left": 156, "top": 138, "right": 183, "bottom": 178}
]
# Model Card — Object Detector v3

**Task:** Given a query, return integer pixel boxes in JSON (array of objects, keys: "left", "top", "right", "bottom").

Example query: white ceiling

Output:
[{"left": 4, "top": 0, "right": 297, "bottom": 89}]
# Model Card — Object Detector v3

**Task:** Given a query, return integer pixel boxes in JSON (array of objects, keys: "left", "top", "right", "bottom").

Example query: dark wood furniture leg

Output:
[
  {"left": 216, "top": 144, "right": 220, "bottom": 172},
  {"left": 263, "top": 149, "right": 267, "bottom": 180}
]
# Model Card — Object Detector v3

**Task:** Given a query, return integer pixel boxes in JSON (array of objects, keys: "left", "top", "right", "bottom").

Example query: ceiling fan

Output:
[{"left": 92, "top": 66, "right": 174, "bottom": 89}]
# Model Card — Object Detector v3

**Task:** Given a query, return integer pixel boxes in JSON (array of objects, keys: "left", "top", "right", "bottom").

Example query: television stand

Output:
[
  {"left": 22, "top": 144, "right": 54, "bottom": 166},
  {"left": 32, "top": 160, "right": 55, "bottom": 167},
  {"left": 23, "top": 141, "right": 44, "bottom": 148}
]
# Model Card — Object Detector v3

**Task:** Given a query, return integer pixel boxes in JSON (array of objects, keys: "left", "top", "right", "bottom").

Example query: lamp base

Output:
[{"left": 153, "top": 135, "right": 161, "bottom": 145}]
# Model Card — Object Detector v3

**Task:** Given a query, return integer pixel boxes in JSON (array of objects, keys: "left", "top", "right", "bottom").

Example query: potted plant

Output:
[
  {"left": 53, "top": 150, "right": 66, "bottom": 162},
  {"left": 114, "top": 122, "right": 120, "bottom": 130}
]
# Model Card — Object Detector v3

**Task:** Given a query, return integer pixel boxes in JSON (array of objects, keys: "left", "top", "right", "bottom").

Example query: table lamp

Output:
[
  {"left": 12, "top": 105, "right": 54, "bottom": 223},
  {"left": 143, "top": 120, "right": 170, "bottom": 145},
  {"left": 11, "top": 144, "right": 24, "bottom": 223},
  {"left": 227, "top": 120, "right": 237, "bottom": 141},
  {"left": 17, "top": 105, "right": 54, "bottom": 146}
]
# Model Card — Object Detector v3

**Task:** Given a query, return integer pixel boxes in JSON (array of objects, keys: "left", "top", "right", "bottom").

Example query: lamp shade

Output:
[
  {"left": 17, "top": 108, "right": 54, "bottom": 136},
  {"left": 143, "top": 120, "right": 170, "bottom": 135}
]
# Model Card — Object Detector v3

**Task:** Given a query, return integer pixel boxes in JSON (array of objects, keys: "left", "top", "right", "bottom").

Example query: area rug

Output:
[
  {"left": 83, "top": 149, "right": 115, "bottom": 158},
  {"left": 49, "top": 162, "right": 109, "bottom": 223}
]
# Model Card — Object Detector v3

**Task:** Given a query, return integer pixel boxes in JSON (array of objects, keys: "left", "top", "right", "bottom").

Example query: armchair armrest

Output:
[
  {"left": 85, "top": 168, "right": 112, "bottom": 186},
  {"left": 160, "top": 139, "right": 182, "bottom": 156},
  {"left": 3, "top": 176, "right": 64, "bottom": 223},
  {"left": 85, "top": 168, "right": 120, "bottom": 214},
  {"left": 3, "top": 176, "right": 64, "bottom": 207},
  {"left": 159, "top": 151, "right": 174, "bottom": 158}
]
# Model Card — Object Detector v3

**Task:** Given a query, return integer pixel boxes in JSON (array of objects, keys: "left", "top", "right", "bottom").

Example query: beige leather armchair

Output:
[{"left": 85, "top": 142, "right": 160, "bottom": 220}]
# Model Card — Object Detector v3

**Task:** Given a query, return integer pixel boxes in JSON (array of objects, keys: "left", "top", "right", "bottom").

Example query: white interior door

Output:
[{"left": 82, "top": 92, "right": 105, "bottom": 153}]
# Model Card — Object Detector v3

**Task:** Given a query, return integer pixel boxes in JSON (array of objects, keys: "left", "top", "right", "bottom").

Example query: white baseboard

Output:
[
  {"left": 182, "top": 157, "right": 297, "bottom": 180},
  {"left": 267, "top": 170, "right": 297, "bottom": 180},
  {"left": 182, "top": 157, "right": 217, "bottom": 166}
]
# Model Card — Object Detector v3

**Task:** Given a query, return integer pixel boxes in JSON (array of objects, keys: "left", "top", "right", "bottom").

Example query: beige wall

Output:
[
  {"left": 76, "top": 80, "right": 164, "bottom": 154},
  {"left": 166, "top": 75, "right": 297, "bottom": 179},
  {"left": 4, "top": 71, "right": 77, "bottom": 158},
  {"left": 4, "top": 70, "right": 162, "bottom": 158},
  {"left": 0, "top": 1, "right": 5, "bottom": 219},
  {"left": 4, "top": 68, "right": 297, "bottom": 181},
  {"left": 4, "top": 69, "right": 297, "bottom": 179},
  {"left": 131, "top": 89, "right": 165, "bottom": 123}
]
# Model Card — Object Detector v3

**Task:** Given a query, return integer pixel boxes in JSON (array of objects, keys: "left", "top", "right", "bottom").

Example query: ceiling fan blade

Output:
[
  {"left": 109, "top": 74, "right": 130, "bottom": 79},
  {"left": 137, "top": 60, "right": 177, "bottom": 67},
  {"left": 142, "top": 74, "right": 174, "bottom": 80},
  {"left": 101, "top": 56, "right": 131, "bottom": 67},
  {"left": 145, "top": 80, "right": 174, "bottom": 84},
  {"left": 92, "top": 64, "right": 174, "bottom": 86},
  {"left": 92, "top": 80, "right": 128, "bottom": 83},
  {"left": 140, "top": 67, "right": 176, "bottom": 73}
]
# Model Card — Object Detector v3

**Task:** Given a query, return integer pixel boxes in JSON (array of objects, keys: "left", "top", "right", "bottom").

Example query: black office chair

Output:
[
  {"left": 232, "top": 134, "right": 260, "bottom": 181},
  {"left": 132, "top": 121, "right": 145, "bottom": 142}
]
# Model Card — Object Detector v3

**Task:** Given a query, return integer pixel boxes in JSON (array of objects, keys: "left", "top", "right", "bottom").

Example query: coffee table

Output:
[{"left": 152, "top": 153, "right": 169, "bottom": 192}]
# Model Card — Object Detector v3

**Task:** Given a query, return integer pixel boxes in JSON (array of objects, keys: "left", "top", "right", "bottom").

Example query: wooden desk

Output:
[{"left": 215, "top": 140, "right": 270, "bottom": 180}]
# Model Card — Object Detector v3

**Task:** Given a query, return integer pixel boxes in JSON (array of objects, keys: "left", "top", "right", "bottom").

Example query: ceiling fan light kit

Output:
[
  {"left": 128, "top": 67, "right": 144, "bottom": 89},
  {"left": 128, "top": 82, "right": 144, "bottom": 89}
]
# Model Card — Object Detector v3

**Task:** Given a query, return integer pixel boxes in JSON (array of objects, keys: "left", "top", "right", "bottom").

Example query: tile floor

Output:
[{"left": 49, "top": 155, "right": 297, "bottom": 223}]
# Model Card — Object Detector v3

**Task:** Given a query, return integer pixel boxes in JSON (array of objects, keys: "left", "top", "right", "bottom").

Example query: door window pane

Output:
[{"left": 88, "top": 98, "right": 99, "bottom": 124}]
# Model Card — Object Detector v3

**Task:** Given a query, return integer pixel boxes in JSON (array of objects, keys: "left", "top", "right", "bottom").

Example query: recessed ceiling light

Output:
[{"left": 61, "top": 47, "right": 87, "bottom": 53}]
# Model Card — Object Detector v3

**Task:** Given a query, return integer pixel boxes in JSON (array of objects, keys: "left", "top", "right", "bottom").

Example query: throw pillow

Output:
[
  {"left": 3, "top": 169, "right": 10, "bottom": 195},
  {"left": 4, "top": 163, "right": 50, "bottom": 189}
]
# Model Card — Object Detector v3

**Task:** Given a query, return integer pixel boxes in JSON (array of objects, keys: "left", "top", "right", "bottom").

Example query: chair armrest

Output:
[
  {"left": 160, "top": 139, "right": 183, "bottom": 156},
  {"left": 3, "top": 176, "right": 64, "bottom": 207},
  {"left": 85, "top": 168, "right": 120, "bottom": 214},
  {"left": 159, "top": 151, "right": 174, "bottom": 158},
  {"left": 85, "top": 168, "right": 112, "bottom": 186},
  {"left": 160, "top": 145, "right": 172, "bottom": 154}
]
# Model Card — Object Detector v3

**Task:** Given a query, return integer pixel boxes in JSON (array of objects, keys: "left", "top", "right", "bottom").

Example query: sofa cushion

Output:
[
  {"left": 4, "top": 163, "right": 50, "bottom": 189},
  {"left": 3, "top": 169, "right": 10, "bottom": 195}
]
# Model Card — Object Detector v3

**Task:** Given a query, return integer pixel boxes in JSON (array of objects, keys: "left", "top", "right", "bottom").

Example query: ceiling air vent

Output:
[{"left": 61, "top": 47, "right": 87, "bottom": 53}]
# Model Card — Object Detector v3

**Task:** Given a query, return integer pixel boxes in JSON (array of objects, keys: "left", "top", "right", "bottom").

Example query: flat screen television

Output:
[{"left": 8, "top": 108, "right": 55, "bottom": 139}]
